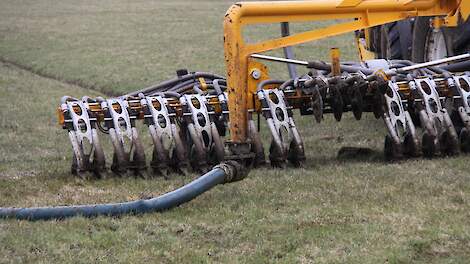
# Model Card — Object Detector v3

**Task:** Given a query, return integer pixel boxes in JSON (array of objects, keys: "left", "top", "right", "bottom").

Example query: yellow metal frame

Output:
[
  {"left": 447, "top": 0, "right": 469, "bottom": 26},
  {"left": 223, "top": 0, "right": 460, "bottom": 143}
]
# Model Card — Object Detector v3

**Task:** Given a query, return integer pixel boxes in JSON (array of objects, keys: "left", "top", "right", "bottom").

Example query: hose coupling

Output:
[{"left": 215, "top": 160, "right": 248, "bottom": 184}]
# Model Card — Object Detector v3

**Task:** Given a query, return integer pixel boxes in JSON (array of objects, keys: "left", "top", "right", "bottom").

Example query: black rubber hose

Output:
[
  {"left": 172, "top": 82, "right": 227, "bottom": 95},
  {"left": 192, "top": 85, "right": 205, "bottom": 95},
  {"left": 0, "top": 163, "right": 243, "bottom": 221},
  {"left": 168, "top": 78, "right": 219, "bottom": 93},
  {"left": 172, "top": 82, "right": 200, "bottom": 93},
  {"left": 257, "top": 79, "right": 286, "bottom": 91},
  {"left": 441, "top": 60, "right": 470, "bottom": 72},
  {"left": 124, "top": 72, "right": 225, "bottom": 98},
  {"left": 213, "top": 79, "right": 224, "bottom": 95},
  {"left": 279, "top": 79, "right": 294, "bottom": 90},
  {"left": 307, "top": 61, "right": 375, "bottom": 75},
  {"left": 148, "top": 91, "right": 182, "bottom": 98},
  {"left": 167, "top": 79, "right": 199, "bottom": 93}
]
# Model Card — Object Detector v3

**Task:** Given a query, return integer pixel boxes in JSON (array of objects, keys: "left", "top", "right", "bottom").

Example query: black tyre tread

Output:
[
  {"left": 386, "top": 23, "right": 402, "bottom": 59},
  {"left": 369, "top": 26, "right": 382, "bottom": 53},
  {"left": 453, "top": 18, "right": 470, "bottom": 54},
  {"left": 380, "top": 20, "right": 412, "bottom": 60}
]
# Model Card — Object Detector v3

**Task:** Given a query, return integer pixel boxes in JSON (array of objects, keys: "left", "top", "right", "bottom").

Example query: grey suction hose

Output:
[{"left": 0, "top": 162, "right": 247, "bottom": 221}]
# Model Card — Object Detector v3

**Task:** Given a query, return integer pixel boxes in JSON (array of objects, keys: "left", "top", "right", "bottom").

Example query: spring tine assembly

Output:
[
  {"left": 382, "top": 81, "right": 420, "bottom": 160},
  {"left": 257, "top": 89, "right": 305, "bottom": 167},
  {"left": 411, "top": 78, "right": 459, "bottom": 156},
  {"left": 451, "top": 75, "right": 470, "bottom": 152},
  {"left": 181, "top": 94, "right": 224, "bottom": 171},
  {"left": 348, "top": 73, "right": 368, "bottom": 120},
  {"left": 311, "top": 84, "right": 324, "bottom": 123},
  {"left": 214, "top": 90, "right": 230, "bottom": 136},
  {"left": 300, "top": 76, "right": 325, "bottom": 123},
  {"left": 103, "top": 98, "right": 147, "bottom": 176},
  {"left": 58, "top": 55, "right": 470, "bottom": 177},
  {"left": 327, "top": 77, "right": 345, "bottom": 122},
  {"left": 248, "top": 117, "right": 266, "bottom": 166},
  {"left": 63, "top": 99, "right": 106, "bottom": 178},
  {"left": 141, "top": 95, "right": 188, "bottom": 176}
]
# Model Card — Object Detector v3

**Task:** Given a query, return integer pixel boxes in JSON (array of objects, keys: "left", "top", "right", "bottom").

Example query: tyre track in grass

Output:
[{"left": 0, "top": 56, "right": 117, "bottom": 97}]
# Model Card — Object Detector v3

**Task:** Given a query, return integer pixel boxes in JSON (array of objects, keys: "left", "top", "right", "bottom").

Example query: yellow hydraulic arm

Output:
[{"left": 223, "top": 0, "right": 461, "bottom": 143}]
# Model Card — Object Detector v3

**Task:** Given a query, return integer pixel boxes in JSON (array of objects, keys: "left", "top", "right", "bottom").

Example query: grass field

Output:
[{"left": 0, "top": 0, "right": 470, "bottom": 263}]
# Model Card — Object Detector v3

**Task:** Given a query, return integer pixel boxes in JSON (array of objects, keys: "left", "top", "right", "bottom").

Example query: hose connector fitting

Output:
[{"left": 215, "top": 160, "right": 248, "bottom": 183}]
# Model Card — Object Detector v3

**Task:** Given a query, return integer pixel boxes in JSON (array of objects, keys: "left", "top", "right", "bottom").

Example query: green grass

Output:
[
  {"left": 0, "top": 0, "right": 470, "bottom": 263},
  {"left": 0, "top": 0, "right": 358, "bottom": 95}
]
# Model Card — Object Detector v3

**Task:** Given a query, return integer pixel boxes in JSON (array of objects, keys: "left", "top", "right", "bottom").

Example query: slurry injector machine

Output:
[{"left": 2, "top": 0, "right": 470, "bottom": 220}]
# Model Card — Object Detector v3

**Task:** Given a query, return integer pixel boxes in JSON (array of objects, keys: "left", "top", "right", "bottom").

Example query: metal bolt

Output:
[{"left": 251, "top": 69, "right": 261, "bottom": 80}]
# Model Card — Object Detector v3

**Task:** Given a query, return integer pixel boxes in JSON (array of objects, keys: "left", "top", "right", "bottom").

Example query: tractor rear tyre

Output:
[
  {"left": 380, "top": 21, "right": 413, "bottom": 60},
  {"left": 411, "top": 17, "right": 455, "bottom": 62}
]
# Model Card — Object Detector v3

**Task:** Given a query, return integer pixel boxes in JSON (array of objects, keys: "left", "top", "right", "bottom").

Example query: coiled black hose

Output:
[
  {"left": 0, "top": 162, "right": 245, "bottom": 221},
  {"left": 124, "top": 72, "right": 225, "bottom": 98}
]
